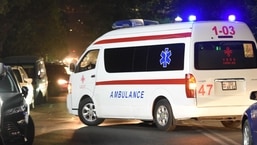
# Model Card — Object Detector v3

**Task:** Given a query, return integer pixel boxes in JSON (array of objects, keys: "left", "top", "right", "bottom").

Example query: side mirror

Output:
[
  {"left": 250, "top": 91, "right": 257, "bottom": 100},
  {"left": 21, "top": 86, "right": 29, "bottom": 98},
  {"left": 69, "top": 63, "right": 76, "bottom": 73}
]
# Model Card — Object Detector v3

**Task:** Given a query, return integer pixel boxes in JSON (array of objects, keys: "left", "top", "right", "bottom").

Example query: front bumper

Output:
[{"left": 1, "top": 112, "right": 29, "bottom": 145}]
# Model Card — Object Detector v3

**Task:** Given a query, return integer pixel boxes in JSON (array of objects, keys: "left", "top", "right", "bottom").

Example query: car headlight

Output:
[
  {"left": 57, "top": 79, "right": 68, "bottom": 85},
  {"left": 5, "top": 104, "right": 27, "bottom": 116}
]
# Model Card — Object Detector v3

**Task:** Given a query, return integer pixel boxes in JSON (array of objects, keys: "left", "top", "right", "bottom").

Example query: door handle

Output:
[{"left": 91, "top": 75, "right": 95, "bottom": 78}]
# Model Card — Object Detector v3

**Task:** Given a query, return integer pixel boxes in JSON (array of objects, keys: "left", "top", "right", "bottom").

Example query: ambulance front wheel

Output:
[
  {"left": 154, "top": 99, "right": 176, "bottom": 131},
  {"left": 78, "top": 98, "right": 105, "bottom": 126}
]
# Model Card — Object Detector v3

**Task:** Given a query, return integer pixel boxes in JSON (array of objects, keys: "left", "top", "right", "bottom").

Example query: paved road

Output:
[{"left": 31, "top": 94, "right": 242, "bottom": 145}]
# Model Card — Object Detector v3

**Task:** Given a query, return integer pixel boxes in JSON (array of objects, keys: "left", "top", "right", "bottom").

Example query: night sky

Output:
[{"left": 176, "top": 0, "right": 245, "bottom": 21}]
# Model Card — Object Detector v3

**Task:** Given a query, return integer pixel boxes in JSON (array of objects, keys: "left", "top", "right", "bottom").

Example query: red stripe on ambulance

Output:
[
  {"left": 96, "top": 79, "right": 185, "bottom": 85},
  {"left": 94, "top": 32, "right": 192, "bottom": 44}
]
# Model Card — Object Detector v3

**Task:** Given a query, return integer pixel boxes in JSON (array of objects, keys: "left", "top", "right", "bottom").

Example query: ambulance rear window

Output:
[{"left": 195, "top": 41, "right": 257, "bottom": 70}]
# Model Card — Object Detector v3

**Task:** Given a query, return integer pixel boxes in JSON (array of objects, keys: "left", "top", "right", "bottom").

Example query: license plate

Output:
[{"left": 222, "top": 81, "right": 237, "bottom": 90}]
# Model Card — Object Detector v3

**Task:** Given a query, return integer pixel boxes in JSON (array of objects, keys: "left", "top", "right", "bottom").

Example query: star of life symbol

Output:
[
  {"left": 81, "top": 75, "right": 85, "bottom": 83},
  {"left": 160, "top": 48, "right": 172, "bottom": 68}
]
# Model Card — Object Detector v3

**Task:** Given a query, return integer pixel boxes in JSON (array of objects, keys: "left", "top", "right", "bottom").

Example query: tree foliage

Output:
[
  {"left": 1, "top": 0, "right": 257, "bottom": 61},
  {"left": 69, "top": 0, "right": 177, "bottom": 54},
  {"left": 0, "top": 0, "right": 68, "bottom": 61},
  {"left": 244, "top": 0, "right": 257, "bottom": 38}
]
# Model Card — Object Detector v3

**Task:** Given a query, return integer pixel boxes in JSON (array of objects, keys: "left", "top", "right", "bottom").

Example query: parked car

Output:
[
  {"left": 46, "top": 63, "right": 69, "bottom": 96},
  {"left": 11, "top": 66, "right": 35, "bottom": 109},
  {"left": 0, "top": 63, "right": 34, "bottom": 145},
  {"left": 242, "top": 93, "right": 257, "bottom": 145},
  {"left": 3, "top": 56, "right": 48, "bottom": 104}
]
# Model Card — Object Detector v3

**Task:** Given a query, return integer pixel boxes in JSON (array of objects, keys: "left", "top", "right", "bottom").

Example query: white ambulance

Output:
[{"left": 67, "top": 19, "right": 257, "bottom": 131}]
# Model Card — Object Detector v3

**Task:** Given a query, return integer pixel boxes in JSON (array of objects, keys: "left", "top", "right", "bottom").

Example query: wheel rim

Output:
[
  {"left": 243, "top": 124, "right": 250, "bottom": 145},
  {"left": 82, "top": 102, "right": 97, "bottom": 122},
  {"left": 156, "top": 105, "right": 169, "bottom": 126}
]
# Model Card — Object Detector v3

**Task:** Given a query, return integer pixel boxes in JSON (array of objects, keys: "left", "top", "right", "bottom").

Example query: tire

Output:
[
  {"left": 78, "top": 98, "right": 104, "bottom": 126},
  {"left": 243, "top": 120, "right": 253, "bottom": 145},
  {"left": 25, "top": 116, "right": 35, "bottom": 145},
  {"left": 221, "top": 120, "right": 240, "bottom": 128},
  {"left": 154, "top": 99, "right": 176, "bottom": 131}
]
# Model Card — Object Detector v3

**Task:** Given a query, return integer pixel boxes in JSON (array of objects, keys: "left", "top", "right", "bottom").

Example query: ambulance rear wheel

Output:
[
  {"left": 78, "top": 98, "right": 104, "bottom": 126},
  {"left": 154, "top": 99, "right": 176, "bottom": 131},
  {"left": 221, "top": 120, "right": 240, "bottom": 128}
]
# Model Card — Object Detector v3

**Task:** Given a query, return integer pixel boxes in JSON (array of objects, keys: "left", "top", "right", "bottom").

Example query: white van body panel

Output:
[
  {"left": 93, "top": 37, "right": 193, "bottom": 119},
  {"left": 67, "top": 21, "right": 257, "bottom": 123}
]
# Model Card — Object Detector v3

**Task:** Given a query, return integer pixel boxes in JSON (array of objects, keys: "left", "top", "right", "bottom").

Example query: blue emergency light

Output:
[
  {"left": 188, "top": 15, "right": 196, "bottom": 22},
  {"left": 228, "top": 15, "right": 236, "bottom": 21},
  {"left": 112, "top": 19, "right": 159, "bottom": 29}
]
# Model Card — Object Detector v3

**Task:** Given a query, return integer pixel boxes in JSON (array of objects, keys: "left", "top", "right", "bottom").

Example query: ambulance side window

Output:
[
  {"left": 104, "top": 43, "right": 185, "bottom": 72},
  {"left": 77, "top": 50, "right": 99, "bottom": 72}
]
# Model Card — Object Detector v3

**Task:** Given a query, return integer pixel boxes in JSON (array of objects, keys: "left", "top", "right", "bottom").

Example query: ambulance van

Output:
[{"left": 67, "top": 20, "right": 257, "bottom": 131}]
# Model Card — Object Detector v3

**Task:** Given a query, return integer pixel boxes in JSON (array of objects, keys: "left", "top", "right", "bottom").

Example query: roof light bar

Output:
[
  {"left": 112, "top": 19, "right": 159, "bottom": 29},
  {"left": 175, "top": 16, "right": 183, "bottom": 22}
]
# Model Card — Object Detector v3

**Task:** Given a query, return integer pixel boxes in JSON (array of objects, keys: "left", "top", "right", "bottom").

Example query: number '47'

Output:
[{"left": 198, "top": 84, "right": 213, "bottom": 96}]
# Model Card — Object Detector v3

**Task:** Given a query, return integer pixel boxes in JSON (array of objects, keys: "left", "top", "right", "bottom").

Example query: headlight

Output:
[
  {"left": 5, "top": 105, "right": 27, "bottom": 116},
  {"left": 57, "top": 79, "right": 68, "bottom": 85}
]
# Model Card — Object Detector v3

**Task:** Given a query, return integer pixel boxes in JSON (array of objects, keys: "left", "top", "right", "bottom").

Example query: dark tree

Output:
[
  {"left": 1, "top": 0, "right": 257, "bottom": 62},
  {"left": 0, "top": 0, "right": 68, "bottom": 61}
]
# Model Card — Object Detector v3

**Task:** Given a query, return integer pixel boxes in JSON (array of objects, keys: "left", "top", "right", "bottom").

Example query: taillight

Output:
[{"left": 185, "top": 73, "right": 196, "bottom": 98}]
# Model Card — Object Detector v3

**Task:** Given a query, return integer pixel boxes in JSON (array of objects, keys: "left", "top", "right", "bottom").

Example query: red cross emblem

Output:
[
  {"left": 81, "top": 75, "right": 85, "bottom": 83},
  {"left": 224, "top": 47, "right": 232, "bottom": 57}
]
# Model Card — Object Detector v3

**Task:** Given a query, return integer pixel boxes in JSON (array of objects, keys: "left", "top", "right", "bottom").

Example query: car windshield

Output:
[
  {"left": 13, "top": 69, "right": 23, "bottom": 83},
  {"left": 46, "top": 63, "right": 69, "bottom": 79},
  {"left": 20, "top": 64, "right": 35, "bottom": 78},
  {"left": 0, "top": 73, "right": 16, "bottom": 92}
]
